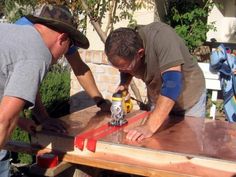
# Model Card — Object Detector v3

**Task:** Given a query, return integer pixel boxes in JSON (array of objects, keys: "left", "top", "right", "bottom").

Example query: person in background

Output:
[{"left": 105, "top": 22, "right": 206, "bottom": 142}]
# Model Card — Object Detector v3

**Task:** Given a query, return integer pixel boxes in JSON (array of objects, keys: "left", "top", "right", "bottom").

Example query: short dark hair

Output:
[{"left": 105, "top": 28, "right": 143, "bottom": 62}]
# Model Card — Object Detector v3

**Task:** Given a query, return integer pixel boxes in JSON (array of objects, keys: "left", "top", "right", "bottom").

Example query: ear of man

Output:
[
  {"left": 58, "top": 33, "right": 70, "bottom": 46},
  {"left": 137, "top": 48, "right": 145, "bottom": 59}
]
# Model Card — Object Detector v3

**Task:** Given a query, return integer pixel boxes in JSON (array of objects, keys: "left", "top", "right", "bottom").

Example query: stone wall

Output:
[{"left": 70, "top": 49, "right": 147, "bottom": 112}]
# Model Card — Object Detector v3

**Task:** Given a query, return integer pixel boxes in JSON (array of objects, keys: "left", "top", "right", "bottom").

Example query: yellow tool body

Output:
[
  {"left": 109, "top": 90, "right": 133, "bottom": 126},
  {"left": 121, "top": 90, "right": 133, "bottom": 114}
]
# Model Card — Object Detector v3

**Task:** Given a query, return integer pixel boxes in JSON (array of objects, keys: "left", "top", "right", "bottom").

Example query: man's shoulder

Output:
[
  {"left": 0, "top": 24, "right": 38, "bottom": 47},
  {"left": 1, "top": 24, "right": 51, "bottom": 62},
  {"left": 139, "top": 22, "right": 170, "bottom": 31},
  {"left": 137, "top": 22, "right": 173, "bottom": 45},
  {"left": 0, "top": 23, "right": 37, "bottom": 39},
  {"left": 138, "top": 22, "right": 175, "bottom": 40}
]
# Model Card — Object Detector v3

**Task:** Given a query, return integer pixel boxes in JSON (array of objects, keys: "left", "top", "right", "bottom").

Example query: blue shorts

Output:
[
  {"left": 0, "top": 150, "right": 10, "bottom": 177},
  {"left": 184, "top": 90, "right": 206, "bottom": 118}
]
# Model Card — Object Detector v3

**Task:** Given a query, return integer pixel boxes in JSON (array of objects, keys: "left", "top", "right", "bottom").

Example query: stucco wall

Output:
[{"left": 207, "top": 0, "right": 236, "bottom": 42}]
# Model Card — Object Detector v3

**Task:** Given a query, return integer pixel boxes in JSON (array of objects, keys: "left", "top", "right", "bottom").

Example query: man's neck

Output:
[{"left": 33, "top": 24, "right": 58, "bottom": 50}]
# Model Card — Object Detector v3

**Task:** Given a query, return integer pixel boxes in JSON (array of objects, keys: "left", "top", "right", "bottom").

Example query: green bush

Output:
[
  {"left": 39, "top": 64, "right": 70, "bottom": 117},
  {"left": 11, "top": 126, "right": 32, "bottom": 164}
]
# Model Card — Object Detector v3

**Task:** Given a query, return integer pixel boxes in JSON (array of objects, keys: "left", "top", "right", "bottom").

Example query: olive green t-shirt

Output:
[{"left": 134, "top": 22, "right": 205, "bottom": 111}]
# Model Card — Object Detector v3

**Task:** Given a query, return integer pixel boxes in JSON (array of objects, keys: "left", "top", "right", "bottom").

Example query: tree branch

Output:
[
  {"left": 80, "top": 0, "right": 107, "bottom": 43},
  {"left": 105, "top": 0, "right": 113, "bottom": 35}
]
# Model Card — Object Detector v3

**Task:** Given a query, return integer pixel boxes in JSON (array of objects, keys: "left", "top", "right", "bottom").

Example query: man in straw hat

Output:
[
  {"left": 0, "top": 4, "right": 109, "bottom": 176},
  {"left": 15, "top": 4, "right": 111, "bottom": 130}
]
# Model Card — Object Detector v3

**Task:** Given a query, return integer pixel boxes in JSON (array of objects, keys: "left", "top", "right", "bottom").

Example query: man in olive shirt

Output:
[{"left": 105, "top": 22, "right": 205, "bottom": 141}]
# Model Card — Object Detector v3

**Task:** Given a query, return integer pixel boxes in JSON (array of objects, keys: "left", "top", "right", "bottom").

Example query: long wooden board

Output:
[{"left": 6, "top": 106, "right": 236, "bottom": 176}]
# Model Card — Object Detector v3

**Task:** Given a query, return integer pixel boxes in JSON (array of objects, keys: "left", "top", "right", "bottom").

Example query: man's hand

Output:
[
  {"left": 115, "top": 85, "right": 128, "bottom": 93},
  {"left": 96, "top": 98, "right": 112, "bottom": 112},
  {"left": 124, "top": 94, "right": 175, "bottom": 142},
  {"left": 33, "top": 93, "right": 68, "bottom": 134},
  {"left": 18, "top": 118, "right": 37, "bottom": 135},
  {"left": 99, "top": 99, "right": 112, "bottom": 112},
  {"left": 40, "top": 117, "right": 68, "bottom": 134},
  {"left": 124, "top": 124, "right": 155, "bottom": 142}
]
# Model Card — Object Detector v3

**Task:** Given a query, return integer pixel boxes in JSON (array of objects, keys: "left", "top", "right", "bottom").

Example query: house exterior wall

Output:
[{"left": 207, "top": 0, "right": 236, "bottom": 42}]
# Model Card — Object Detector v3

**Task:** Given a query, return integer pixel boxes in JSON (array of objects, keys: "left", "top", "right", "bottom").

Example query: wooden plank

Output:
[
  {"left": 4, "top": 141, "right": 188, "bottom": 177},
  {"left": 5, "top": 141, "right": 53, "bottom": 154},
  {"left": 5, "top": 106, "right": 236, "bottom": 177},
  {"left": 5, "top": 140, "right": 236, "bottom": 177}
]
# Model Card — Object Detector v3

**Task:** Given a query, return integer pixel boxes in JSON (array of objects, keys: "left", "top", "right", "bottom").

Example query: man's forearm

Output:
[
  {"left": 0, "top": 117, "right": 18, "bottom": 149},
  {"left": 146, "top": 65, "right": 182, "bottom": 132},
  {"left": 0, "top": 96, "right": 25, "bottom": 148},
  {"left": 146, "top": 95, "right": 175, "bottom": 133},
  {"left": 66, "top": 52, "right": 104, "bottom": 102},
  {"left": 77, "top": 70, "right": 103, "bottom": 101},
  {"left": 32, "top": 92, "right": 50, "bottom": 123}
]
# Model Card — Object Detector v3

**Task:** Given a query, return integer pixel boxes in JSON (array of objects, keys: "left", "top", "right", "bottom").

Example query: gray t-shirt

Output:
[
  {"left": 0, "top": 23, "right": 51, "bottom": 106},
  {"left": 0, "top": 24, "right": 51, "bottom": 161}
]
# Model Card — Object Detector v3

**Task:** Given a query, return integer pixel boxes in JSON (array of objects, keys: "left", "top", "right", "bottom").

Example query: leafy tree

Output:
[
  {"left": 4, "top": 0, "right": 37, "bottom": 22},
  {"left": 0, "top": 0, "right": 4, "bottom": 17},
  {"left": 37, "top": 0, "right": 154, "bottom": 42},
  {"left": 166, "top": 0, "right": 218, "bottom": 52}
]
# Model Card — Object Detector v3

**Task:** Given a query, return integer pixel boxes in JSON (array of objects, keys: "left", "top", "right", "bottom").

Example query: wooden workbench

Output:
[{"left": 5, "top": 106, "right": 236, "bottom": 177}]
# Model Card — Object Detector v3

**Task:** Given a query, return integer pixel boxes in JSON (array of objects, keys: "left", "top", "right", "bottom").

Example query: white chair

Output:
[{"left": 198, "top": 62, "right": 221, "bottom": 119}]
